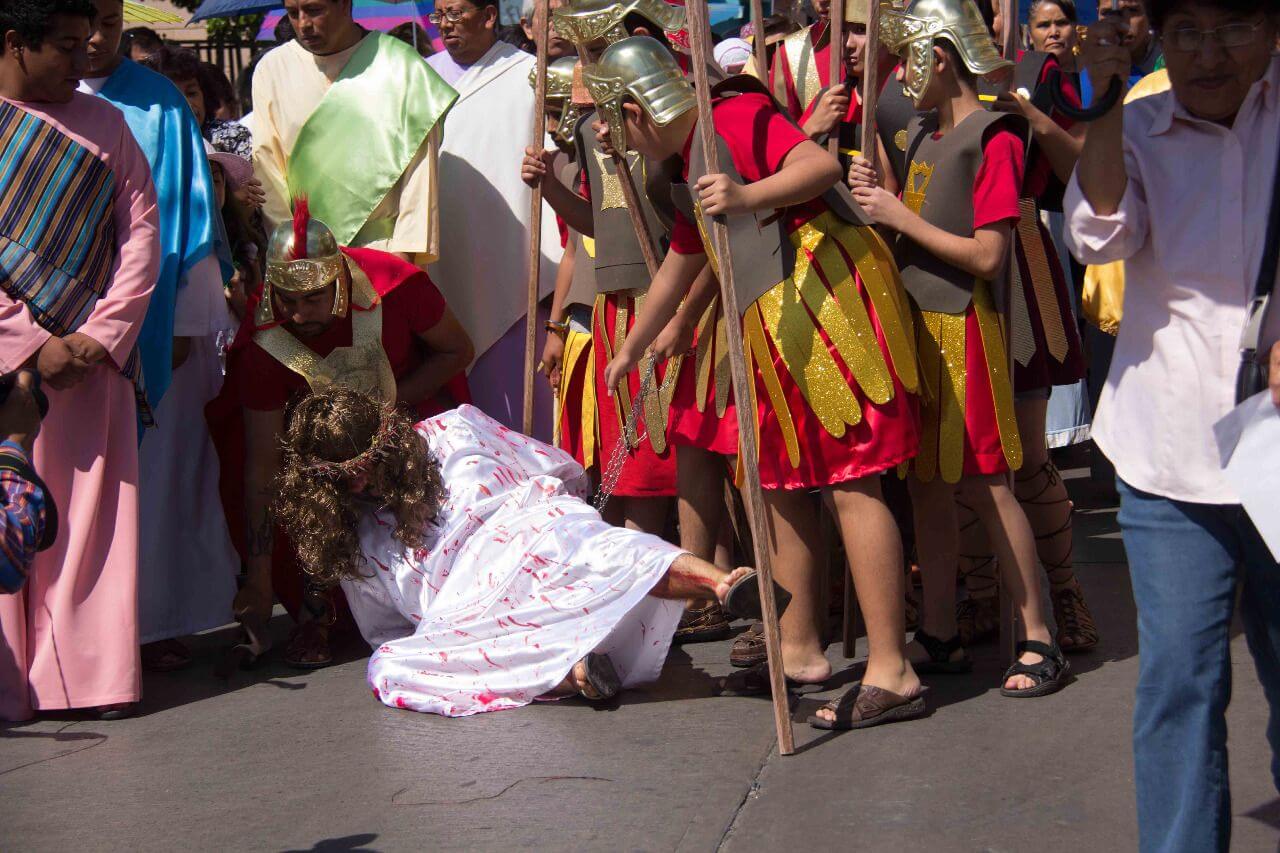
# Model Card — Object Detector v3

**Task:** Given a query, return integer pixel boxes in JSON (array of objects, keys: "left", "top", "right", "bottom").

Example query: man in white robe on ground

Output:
[{"left": 428, "top": 0, "right": 563, "bottom": 437}]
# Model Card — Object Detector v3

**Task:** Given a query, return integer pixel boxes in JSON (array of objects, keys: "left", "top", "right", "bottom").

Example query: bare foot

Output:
[
  {"left": 1003, "top": 648, "right": 1045, "bottom": 691},
  {"left": 782, "top": 643, "right": 833, "bottom": 684}
]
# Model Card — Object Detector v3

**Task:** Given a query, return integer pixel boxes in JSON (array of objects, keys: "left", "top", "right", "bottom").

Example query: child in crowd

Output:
[
  {"left": 591, "top": 36, "right": 926, "bottom": 729},
  {"left": 847, "top": 0, "right": 1068, "bottom": 697}
]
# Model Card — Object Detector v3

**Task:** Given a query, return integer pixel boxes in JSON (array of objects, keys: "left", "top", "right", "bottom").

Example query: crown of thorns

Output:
[{"left": 297, "top": 412, "right": 398, "bottom": 482}]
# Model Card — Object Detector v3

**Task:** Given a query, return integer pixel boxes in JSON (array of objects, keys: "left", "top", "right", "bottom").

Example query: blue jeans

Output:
[{"left": 1118, "top": 480, "right": 1280, "bottom": 853}]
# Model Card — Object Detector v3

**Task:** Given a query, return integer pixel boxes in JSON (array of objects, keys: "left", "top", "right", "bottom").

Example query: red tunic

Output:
[
  {"left": 580, "top": 161, "right": 677, "bottom": 497},
  {"left": 668, "top": 92, "right": 920, "bottom": 490},
  {"left": 769, "top": 23, "right": 835, "bottom": 121},
  {"left": 938, "top": 125, "right": 1025, "bottom": 477},
  {"left": 207, "top": 247, "right": 469, "bottom": 621}
]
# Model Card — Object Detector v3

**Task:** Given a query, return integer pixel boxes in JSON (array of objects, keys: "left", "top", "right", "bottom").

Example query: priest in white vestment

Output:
[{"left": 428, "top": 0, "right": 563, "bottom": 437}]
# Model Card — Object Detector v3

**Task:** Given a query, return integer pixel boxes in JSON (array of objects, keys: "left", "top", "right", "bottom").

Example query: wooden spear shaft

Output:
[
  {"left": 523, "top": 0, "right": 553, "bottom": 435},
  {"left": 840, "top": 0, "right": 884, "bottom": 661},
  {"left": 859, "top": 0, "right": 882, "bottom": 159},
  {"left": 998, "top": 0, "right": 1019, "bottom": 668},
  {"left": 827, "top": 0, "right": 845, "bottom": 158},
  {"left": 749, "top": 0, "right": 768, "bottom": 79},
  {"left": 686, "top": 0, "right": 796, "bottom": 757}
]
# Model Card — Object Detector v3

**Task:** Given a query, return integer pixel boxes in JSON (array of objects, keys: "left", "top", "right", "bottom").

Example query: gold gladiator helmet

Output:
[
  {"left": 582, "top": 36, "right": 695, "bottom": 154},
  {"left": 552, "top": 0, "right": 685, "bottom": 49},
  {"left": 258, "top": 199, "right": 348, "bottom": 326},
  {"left": 529, "top": 56, "right": 585, "bottom": 148},
  {"left": 844, "top": 0, "right": 871, "bottom": 24},
  {"left": 878, "top": 0, "right": 1010, "bottom": 106}
]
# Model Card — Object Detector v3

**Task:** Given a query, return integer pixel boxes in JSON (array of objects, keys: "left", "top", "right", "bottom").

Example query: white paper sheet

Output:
[{"left": 1214, "top": 390, "right": 1280, "bottom": 560}]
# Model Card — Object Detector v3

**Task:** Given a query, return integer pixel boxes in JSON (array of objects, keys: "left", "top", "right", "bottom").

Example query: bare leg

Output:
[
  {"left": 955, "top": 485, "right": 1000, "bottom": 646},
  {"left": 965, "top": 473, "right": 1055, "bottom": 689},
  {"left": 1013, "top": 397, "right": 1097, "bottom": 651},
  {"left": 907, "top": 474, "right": 963, "bottom": 655},
  {"left": 1015, "top": 397, "right": 1073, "bottom": 589},
  {"left": 676, "top": 446, "right": 726, "bottom": 561},
  {"left": 826, "top": 477, "right": 921, "bottom": 699},
  {"left": 758, "top": 487, "right": 832, "bottom": 684}
]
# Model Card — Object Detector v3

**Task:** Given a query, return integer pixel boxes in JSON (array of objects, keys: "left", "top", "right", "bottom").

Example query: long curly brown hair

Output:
[{"left": 274, "top": 388, "right": 447, "bottom": 586}]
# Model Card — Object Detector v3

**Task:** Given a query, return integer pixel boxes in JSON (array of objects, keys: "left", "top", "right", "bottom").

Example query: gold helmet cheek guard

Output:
[
  {"left": 582, "top": 72, "right": 631, "bottom": 154},
  {"left": 901, "top": 36, "right": 938, "bottom": 106},
  {"left": 879, "top": 7, "right": 936, "bottom": 107}
]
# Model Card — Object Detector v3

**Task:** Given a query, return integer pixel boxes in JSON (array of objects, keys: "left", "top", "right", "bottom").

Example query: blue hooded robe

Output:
[{"left": 93, "top": 59, "right": 231, "bottom": 432}]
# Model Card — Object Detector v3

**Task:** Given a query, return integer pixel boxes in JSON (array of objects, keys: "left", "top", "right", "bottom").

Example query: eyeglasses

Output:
[
  {"left": 427, "top": 7, "right": 473, "bottom": 25},
  {"left": 1165, "top": 20, "right": 1264, "bottom": 52}
]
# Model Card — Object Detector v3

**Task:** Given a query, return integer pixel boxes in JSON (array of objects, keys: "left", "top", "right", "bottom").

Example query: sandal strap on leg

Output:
[
  {"left": 914, "top": 628, "right": 962, "bottom": 663},
  {"left": 1015, "top": 639, "right": 1062, "bottom": 662}
]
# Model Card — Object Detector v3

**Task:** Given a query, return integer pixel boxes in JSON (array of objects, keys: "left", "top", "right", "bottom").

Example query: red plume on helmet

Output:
[{"left": 290, "top": 196, "right": 310, "bottom": 260}]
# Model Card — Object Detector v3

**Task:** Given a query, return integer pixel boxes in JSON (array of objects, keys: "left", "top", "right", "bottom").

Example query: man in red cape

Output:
[{"left": 208, "top": 200, "right": 474, "bottom": 668}]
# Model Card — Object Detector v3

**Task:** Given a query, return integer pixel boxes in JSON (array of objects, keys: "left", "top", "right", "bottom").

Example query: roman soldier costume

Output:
[
  {"left": 878, "top": 0, "right": 1023, "bottom": 483},
  {"left": 585, "top": 37, "right": 921, "bottom": 490},
  {"left": 550, "top": 0, "right": 694, "bottom": 499},
  {"left": 209, "top": 204, "right": 466, "bottom": 630}
]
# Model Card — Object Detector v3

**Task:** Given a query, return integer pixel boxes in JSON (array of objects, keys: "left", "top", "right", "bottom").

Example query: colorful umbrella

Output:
[
  {"left": 123, "top": 1, "right": 185, "bottom": 24},
  {"left": 255, "top": 0, "right": 436, "bottom": 41}
]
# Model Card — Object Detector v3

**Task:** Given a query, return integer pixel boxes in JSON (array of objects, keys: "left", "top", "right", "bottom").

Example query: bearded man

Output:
[{"left": 210, "top": 206, "right": 474, "bottom": 669}]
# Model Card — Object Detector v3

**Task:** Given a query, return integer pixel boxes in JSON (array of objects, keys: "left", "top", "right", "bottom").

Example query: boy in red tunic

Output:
[
  {"left": 848, "top": 0, "right": 1068, "bottom": 697},
  {"left": 528, "top": 0, "right": 739, "bottom": 643},
  {"left": 588, "top": 36, "right": 927, "bottom": 729},
  {"left": 209, "top": 203, "right": 474, "bottom": 668},
  {"left": 949, "top": 0, "right": 1098, "bottom": 653}
]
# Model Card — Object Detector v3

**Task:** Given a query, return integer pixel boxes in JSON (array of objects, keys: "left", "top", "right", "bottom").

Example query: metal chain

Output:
[{"left": 592, "top": 356, "right": 676, "bottom": 513}]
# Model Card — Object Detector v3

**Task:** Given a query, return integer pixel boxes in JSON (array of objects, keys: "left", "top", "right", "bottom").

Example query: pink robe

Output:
[{"left": 0, "top": 94, "right": 160, "bottom": 719}]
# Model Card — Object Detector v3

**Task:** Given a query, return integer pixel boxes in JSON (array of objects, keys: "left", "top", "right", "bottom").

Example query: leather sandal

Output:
[
  {"left": 674, "top": 601, "right": 732, "bottom": 644},
  {"left": 1000, "top": 639, "right": 1070, "bottom": 698},
  {"left": 1052, "top": 579, "right": 1099, "bottom": 654},
  {"left": 956, "top": 593, "right": 1000, "bottom": 646},
  {"left": 908, "top": 628, "right": 973, "bottom": 674},
  {"left": 730, "top": 623, "right": 766, "bottom": 668},
  {"left": 808, "top": 682, "right": 929, "bottom": 730},
  {"left": 284, "top": 620, "right": 333, "bottom": 669}
]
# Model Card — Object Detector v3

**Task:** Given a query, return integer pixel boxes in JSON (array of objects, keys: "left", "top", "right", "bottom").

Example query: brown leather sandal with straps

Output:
[{"left": 808, "top": 682, "right": 929, "bottom": 730}]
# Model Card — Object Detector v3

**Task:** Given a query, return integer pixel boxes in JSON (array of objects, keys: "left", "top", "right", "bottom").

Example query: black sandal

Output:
[
  {"left": 999, "top": 640, "right": 1070, "bottom": 698},
  {"left": 909, "top": 628, "right": 973, "bottom": 674},
  {"left": 576, "top": 652, "right": 621, "bottom": 701},
  {"left": 722, "top": 572, "right": 792, "bottom": 623}
]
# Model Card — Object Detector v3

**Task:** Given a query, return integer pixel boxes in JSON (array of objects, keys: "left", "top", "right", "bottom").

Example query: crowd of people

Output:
[{"left": 0, "top": 0, "right": 1277, "bottom": 850}]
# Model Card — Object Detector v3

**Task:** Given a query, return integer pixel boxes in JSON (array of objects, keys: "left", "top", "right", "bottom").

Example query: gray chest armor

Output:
[
  {"left": 668, "top": 76, "right": 872, "bottom": 315},
  {"left": 573, "top": 111, "right": 669, "bottom": 294},
  {"left": 894, "top": 110, "right": 1025, "bottom": 315},
  {"left": 875, "top": 76, "right": 920, "bottom": 189},
  {"left": 558, "top": 157, "right": 599, "bottom": 309}
]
